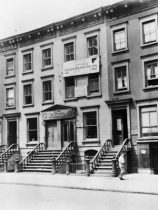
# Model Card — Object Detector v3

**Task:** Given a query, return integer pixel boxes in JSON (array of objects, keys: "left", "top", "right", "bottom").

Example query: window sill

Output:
[
  {"left": 87, "top": 93, "right": 102, "bottom": 99},
  {"left": 26, "top": 141, "right": 38, "bottom": 147},
  {"left": 22, "top": 71, "right": 34, "bottom": 75},
  {"left": 138, "top": 137, "right": 158, "bottom": 143},
  {"left": 41, "top": 66, "right": 53, "bottom": 71},
  {"left": 112, "top": 48, "right": 129, "bottom": 55},
  {"left": 42, "top": 101, "right": 54, "bottom": 106},
  {"left": 113, "top": 90, "right": 130, "bottom": 95},
  {"left": 5, "top": 106, "right": 16, "bottom": 110},
  {"left": 141, "top": 42, "right": 158, "bottom": 49},
  {"left": 82, "top": 139, "right": 100, "bottom": 144},
  {"left": 64, "top": 97, "right": 78, "bottom": 102},
  {"left": 23, "top": 104, "right": 34, "bottom": 108},
  {"left": 5, "top": 75, "right": 16, "bottom": 79},
  {"left": 143, "top": 86, "right": 158, "bottom": 91}
]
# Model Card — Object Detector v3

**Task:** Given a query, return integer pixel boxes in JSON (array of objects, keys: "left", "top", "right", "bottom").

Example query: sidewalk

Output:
[{"left": 0, "top": 172, "right": 158, "bottom": 195}]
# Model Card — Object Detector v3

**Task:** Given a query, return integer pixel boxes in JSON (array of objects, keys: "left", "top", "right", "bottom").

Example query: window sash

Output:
[
  {"left": 43, "top": 81, "right": 52, "bottom": 101},
  {"left": 87, "top": 36, "right": 98, "bottom": 56},
  {"left": 27, "top": 118, "right": 38, "bottom": 141},
  {"left": 143, "top": 20, "right": 156, "bottom": 44},
  {"left": 84, "top": 112, "right": 97, "bottom": 139},
  {"left": 43, "top": 48, "right": 51, "bottom": 67},
  {"left": 145, "top": 60, "right": 158, "bottom": 87},
  {"left": 140, "top": 106, "right": 158, "bottom": 137},
  {"left": 114, "top": 29, "right": 126, "bottom": 50},
  {"left": 115, "top": 66, "right": 127, "bottom": 91},
  {"left": 65, "top": 43, "right": 74, "bottom": 62},
  {"left": 24, "top": 85, "right": 32, "bottom": 104},
  {"left": 6, "top": 58, "right": 14, "bottom": 76},
  {"left": 24, "top": 54, "right": 32, "bottom": 71},
  {"left": 6, "top": 88, "right": 14, "bottom": 107},
  {"left": 88, "top": 74, "right": 99, "bottom": 94}
]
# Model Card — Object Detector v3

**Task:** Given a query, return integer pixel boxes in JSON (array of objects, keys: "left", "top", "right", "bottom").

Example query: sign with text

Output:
[
  {"left": 63, "top": 56, "right": 99, "bottom": 77},
  {"left": 75, "top": 86, "right": 87, "bottom": 97},
  {"left": 42, "top": 109, "right": 75, "bottom": 120}
]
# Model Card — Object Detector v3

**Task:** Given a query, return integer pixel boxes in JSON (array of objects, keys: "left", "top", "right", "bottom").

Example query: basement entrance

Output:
[
  {"left": 112, "top": 109, "right": 128, "bottom": 146},
  {"left": 150, "top": 143, "right": 158, "bottom": 174}
]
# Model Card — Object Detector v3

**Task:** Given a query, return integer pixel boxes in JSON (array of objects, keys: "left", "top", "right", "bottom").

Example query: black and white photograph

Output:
[{"left": 0, "top": 0, "right": 158, "bottom": 209}]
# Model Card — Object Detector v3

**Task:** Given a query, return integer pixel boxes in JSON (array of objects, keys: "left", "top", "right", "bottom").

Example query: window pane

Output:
[
  {"left": 150, "top": 112, "right": 157, "bottom": 126},
  {"left": 142, "top": 112, "right": 149, "bottom": 127}
]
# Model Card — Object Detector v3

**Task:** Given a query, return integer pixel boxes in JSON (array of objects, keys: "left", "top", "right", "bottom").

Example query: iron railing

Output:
[
  {"left": 0, "top": 144, "right": 19, "bottom": 163},
  {"left": 90, "top": 139, "right": 112, "bottom": 172},
  {"left": 19, "top": 143, "right": 45, "bottom": 171},
  {"left": 0, "top": 145, "right": 7, "bottom": 154},
  {"left": 56, "top": 141, "right": 76, "bottom": 171}
]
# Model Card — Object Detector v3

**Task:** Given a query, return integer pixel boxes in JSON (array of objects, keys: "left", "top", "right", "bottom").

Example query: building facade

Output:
[
  {"left": 0, "top": 0, "right": 158, "bottom": 174},
  {"left": 106, "top": 0, "right": 158, "bottom": 173}
]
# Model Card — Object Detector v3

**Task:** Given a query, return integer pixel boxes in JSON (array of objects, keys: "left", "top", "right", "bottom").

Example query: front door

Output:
[
  {"left": 8, "top": 120, "right": 17, "bottom": 146},
  {"left": 112, "top": 109, "right": 128, "bottom": 146},
  {"left": 62, "top": 120, "right": 75, "bottom": 147},
  {"left": 46, "top": 121, "right": 59, "bottom": 149}
]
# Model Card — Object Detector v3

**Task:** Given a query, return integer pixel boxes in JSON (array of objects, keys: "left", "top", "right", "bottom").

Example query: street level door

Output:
[
  {"left": 8, "top": 120, "right": 17, "bottom": 146},
  {"left": 46, "top": 121, "right": 59, "bottom": 150},
  {"left": 62, "top": 120, "right": 75, "bottom": 147},
  {"left": 112, "top": 109, "right": 128, "bottom": 146}
]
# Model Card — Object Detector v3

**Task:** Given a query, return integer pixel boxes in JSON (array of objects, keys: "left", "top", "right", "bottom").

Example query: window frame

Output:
[
  {"left": 111, "top": 23, "right": 128, "bottom": 53},
  {"left": 5, "top": 85, "right": 16, "bottom": 109},
  {"left": 6, "top": 56, "right": 15, "bottom": 77},
  {"left": 87, "top": 35, "right": 99, "bottom": 57},
  {"left": 88, "top": 73, "right": 100, "bottom": 96},
  {"left": 41, "top": 43, "right": 53, "bottom": 70},
  {"left": 23, "top": 82, "right": 34, "bottom": 107},
  {"left": 82, "top": 109, "right": 99, "bottom": 142},
  {"left": 142, "top": 54, "right": 158, "bottom": 89},
  {"left": 42, "top": 77, "right": 54, "bottom": 104},
  {"left": 113, "top": 62, "right": 129, "bottom": 93},
  {"left": 26, "top": 116, "right": 39, "bottom": 143},
  {"left": 64, "top": 42, "right": 75, "bottom": 62},
  {"left": 23, "top": 50, "right": 33, "bottom": 74},
  {"left": 65, "top": 77, "right": 76, "bottom": 99},
  {"left": 138, "top": 103, "right": 158, "bottom": 139},
  {"left": 140, "top": 14, "right": 158, "bottom": 47}
]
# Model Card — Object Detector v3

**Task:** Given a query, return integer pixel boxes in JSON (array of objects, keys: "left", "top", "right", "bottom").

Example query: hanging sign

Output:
[{"left": 63, "top": 56, "right": 99, "bottom": 77}]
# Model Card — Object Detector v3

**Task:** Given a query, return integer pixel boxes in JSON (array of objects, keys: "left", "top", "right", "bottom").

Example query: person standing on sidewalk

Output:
[{"left": 118, "top": 152, "right": 126, "bottom": 180}]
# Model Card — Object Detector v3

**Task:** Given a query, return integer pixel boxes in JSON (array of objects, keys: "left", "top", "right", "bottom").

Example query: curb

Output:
[{"left": 0, "top": 181, "right": 158, "bottom": 196}]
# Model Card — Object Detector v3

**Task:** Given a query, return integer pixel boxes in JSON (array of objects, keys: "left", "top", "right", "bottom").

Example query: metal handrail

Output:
[
  {"left": 56, "top": 141, "right": 76, "bottom": 169},
  {"left": 0, "top": 145, "right": 7, "bottom": 153},
  {"left": 114, "top": 138, "right": 132, "bottom": 161},
  {"left": 19, "top": 143, "right": 45, "bottom": 171},
  {"left": 0, "top": 144, "right": 20, "bottom": 162},
  {"left": 90, "top": 139, "right": 112, "bottom": 171}
]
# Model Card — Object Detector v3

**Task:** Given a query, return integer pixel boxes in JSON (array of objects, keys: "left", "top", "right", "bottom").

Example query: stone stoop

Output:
[{"left": 22, "top": 150, "right": 61, "bottom": 173}]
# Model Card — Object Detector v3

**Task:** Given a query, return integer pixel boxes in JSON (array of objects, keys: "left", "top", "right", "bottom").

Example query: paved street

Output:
[{"left": 1, "top": 183, "right": 158, "bottom": 210}]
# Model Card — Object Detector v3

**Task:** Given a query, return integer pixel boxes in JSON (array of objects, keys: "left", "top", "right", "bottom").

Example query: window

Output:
[
  {"left": 42, "top": 48, "right": 51, "bottom": 68},
  {"left": 144, "top": 59, "right": 158, "bottom": 87},
  {"left": 83, "top": 111, "right": 97, "bottom": 139},
  {"left": 43, "top": 80, "right": 52, "bottom": 102},
  {"left": 115, "top": 66, "right": 128, "bottom": 91},
  {"left": 142, "top": 20, "right": 156, "bottom": 44},
  {"left": 112, "top": 24, "right": 127, "bottom": 52},
  {"left": 87, "top": 36, "right": 98, "bottom": 56},
  {"left": 6, "top": 58, "right": 14, "bottom": 76},
  {"left": 65, "top": 77, "right": 75, "bottom": 99},
  {"left": 23, "top": 53, "right": 32, "bottom": 72},
  {"left": 88, "top": 74, "right": 99, "bottom": 95},
  {"left": 6, "top": 87, "right": 15, "bottom": 108},
  {"left": 64, "top": 42, "right": 74, "bottom": 62},
  {"left": 140, "top": 106, "right": 158, "bottom": 137},
  {"left": 24, "top": 84, "right": 33, "bottom": 105},
  {"left": 27, "top": 118, "right": 38, "bottom": 142}
]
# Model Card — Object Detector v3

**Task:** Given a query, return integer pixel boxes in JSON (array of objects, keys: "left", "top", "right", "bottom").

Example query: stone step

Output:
[
  {"left": 24, "top": 165, "right": 52, "bottom": 169},
  {"left": 22, "top": 168, "right": 51, "bottom": 173}
]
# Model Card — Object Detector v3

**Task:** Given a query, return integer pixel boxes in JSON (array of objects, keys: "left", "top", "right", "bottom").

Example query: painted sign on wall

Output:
[{"left": 63, "top": 56, "right": 99, "bottom": 77}]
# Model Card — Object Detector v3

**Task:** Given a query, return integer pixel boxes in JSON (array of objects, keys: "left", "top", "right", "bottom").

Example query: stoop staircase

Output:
[
  {"left": 21, "top": 150, "right": 61, "bottom": 172},
  {"left": 91, "top": 147, "right": 118, "bottom": 177}
]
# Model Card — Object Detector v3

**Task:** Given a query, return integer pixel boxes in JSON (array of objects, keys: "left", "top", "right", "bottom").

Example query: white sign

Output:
[
  {"left": 75, "top": 86, "right": 87, "bottom": 97},
  {"left": 63, "top": 56, "right": 99, "bottom": 77}
]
